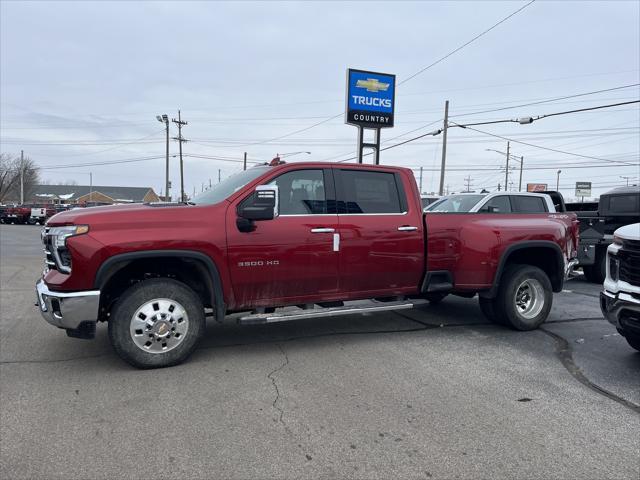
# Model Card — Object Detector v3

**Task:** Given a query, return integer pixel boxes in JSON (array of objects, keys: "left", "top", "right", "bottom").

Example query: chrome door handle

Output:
[
  {"left": 311, "top": 228, "right": 335, "bottom": 233},
  {"left": 397, "top": 226, "right": 418, "bottom": 231}
]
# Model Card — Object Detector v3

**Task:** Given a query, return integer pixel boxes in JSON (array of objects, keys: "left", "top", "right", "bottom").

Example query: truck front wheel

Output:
[
  {"left": 621, "top": 332, "right": 640, "bottom": 352},
  {"left": 108, "top": 278, "right": 205, "bottom": 369},
  {"left": 496, "top": 265, "right": 553, "bottom": 331}
]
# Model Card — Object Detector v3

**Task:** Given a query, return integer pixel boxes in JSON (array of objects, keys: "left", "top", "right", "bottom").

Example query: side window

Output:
[
  {"left": 512, "top": 196, "right": 548, "bottom": 213},
  {"left": 479, "top": 195, "right": 511, "bottom": 213},
  {"left": 338, "top": 170, "right": 403, "bottom": 214},
  {"left": 268, "top": 169, "right": 327, "bottom": 215}
]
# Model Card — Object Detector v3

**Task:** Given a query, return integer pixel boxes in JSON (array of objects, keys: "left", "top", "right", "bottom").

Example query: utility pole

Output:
[
  {"left": 464, "top": 175, "right": 473, "bottom": 192},
  {"left": 438, "top": 100, "right": 449, "bottom": 196},
  {"left": 419, "top": 167, "right": 423, "bottom": 194},
  {"left": 218, "top": 169, "right": 221, "bottom": 183},
  {"left": 19, "top": 150, "right": 24, "bottom": 204},
  {"left": 157, "top": 114, "right": 170, "bottom": 201},
  {"left": 243, "top": 152, "right": 247, "bottom": 171},
  {"left": 498, "top": 183, "right": 501, "bottom": 191},
  {"left": 504, "top": 141, "right": 510, "bottom": 193},
  {"left": 89, "top": 172, "right": 93, "bottom": 202},
  {"left": 209, "top": 178, "right": 212, "bottom": 188},
  {"left": 620, "top": 175, "right": 632, "bottom": 186},
  {"left": 172, "top": 110, "right": 188, "bottom": 202},
  {"left": 518, "top": 156, "right": 524, "bottom": 192},
  {"left": 556, "top": 170, "right": 562, "bottom": 191}
]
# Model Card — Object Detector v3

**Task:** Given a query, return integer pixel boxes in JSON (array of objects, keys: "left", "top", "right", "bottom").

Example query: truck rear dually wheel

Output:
[
  {"left": 108, "top": 278, "right": 205, "bottom": 369},
  {"left": 496, "top": 265, "right": 552, "bottom": 331}
]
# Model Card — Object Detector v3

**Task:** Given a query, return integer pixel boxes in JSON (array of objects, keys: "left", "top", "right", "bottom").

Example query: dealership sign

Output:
[
  {"left": 575, "top": 181, "right": 592, "bottom": 197},
  {"left": 345, "top": 69, "right": 396, "bottom": 128},
  {"left": 527, "top": 183, "right": 548, "bottom": 192}
]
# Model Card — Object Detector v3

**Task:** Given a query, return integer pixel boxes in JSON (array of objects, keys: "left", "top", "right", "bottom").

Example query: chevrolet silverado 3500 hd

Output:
[{"left": 36, "top": 161, "right": 579, "bottom": 368}]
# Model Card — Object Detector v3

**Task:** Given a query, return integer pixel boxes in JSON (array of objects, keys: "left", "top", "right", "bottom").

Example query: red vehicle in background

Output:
[
  {"left": 1, "top": 204, "right": 56, "bottom": 224},
  {"left": 35, "top": 161, "right": 579, "bottom": 368}
]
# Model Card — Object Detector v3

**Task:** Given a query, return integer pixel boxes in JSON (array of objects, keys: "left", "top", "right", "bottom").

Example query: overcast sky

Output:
[{"left": 1, "top": 0, "right": 639, "bottom": 200}]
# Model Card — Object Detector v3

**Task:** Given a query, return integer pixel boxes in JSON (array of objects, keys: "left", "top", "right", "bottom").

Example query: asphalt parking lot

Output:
[{"left": 1, "top": 224, "right": 639, "bottom": 480}]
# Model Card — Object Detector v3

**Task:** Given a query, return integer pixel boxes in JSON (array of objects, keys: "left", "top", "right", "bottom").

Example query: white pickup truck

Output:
[{"left": 600, "top": 223, "right": 640, "bottom": 351}]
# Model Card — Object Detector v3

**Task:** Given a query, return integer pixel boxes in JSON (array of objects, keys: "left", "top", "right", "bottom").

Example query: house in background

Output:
[{"left": 28, "top": 185, "right": 160, "bottom": 205}]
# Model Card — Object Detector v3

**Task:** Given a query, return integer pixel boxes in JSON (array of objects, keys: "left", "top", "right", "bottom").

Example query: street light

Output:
[
  {"left": 157, "top": 114, "right": 170, "bottom": 201},
  {"left": 556, "top": 170, "right": 562, "bottom": 191}
]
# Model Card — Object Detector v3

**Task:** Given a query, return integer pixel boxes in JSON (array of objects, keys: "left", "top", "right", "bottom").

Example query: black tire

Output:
[
  {"left": 496, "top": 264, "right": 553, "bottom": 331},
  {"left": 108, "top": 278, "right": 205, "bottom": 369},
  {"left": 623, "top": 332, "right": 640, "bottom": 352},
  {"left": 478, "top": 296, "right": 504, "bottom": 324},
  {"left": 425, "top": 292, "right": 447, "bottom": 304}
]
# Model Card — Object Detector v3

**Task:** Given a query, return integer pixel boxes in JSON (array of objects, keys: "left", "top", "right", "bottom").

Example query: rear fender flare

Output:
[{"left": 485, "top": 241, "right": 565, "bottom": 298}]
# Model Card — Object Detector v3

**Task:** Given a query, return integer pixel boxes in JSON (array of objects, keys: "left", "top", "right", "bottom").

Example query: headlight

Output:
[
  {"left": 49, "top": 225, "right": 89, "bottom": 248},
  {"left": 46, "top": 225, "right": 89, "bottom": 273},
  {"left": 612, "top": 235, "right": 623, "bottom": 246}
]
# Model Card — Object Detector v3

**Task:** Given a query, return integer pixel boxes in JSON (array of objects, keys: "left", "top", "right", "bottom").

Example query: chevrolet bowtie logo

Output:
[{"left": 355, "top": 78, "right": 390, "bottom": 93}]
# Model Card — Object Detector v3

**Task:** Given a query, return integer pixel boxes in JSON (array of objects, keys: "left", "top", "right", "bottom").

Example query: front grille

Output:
[
  {"left": 622, "top": 238, "right": 640, "bottom": 253},
  {"left": 618, "top": 248, "right": 640, "bottom": 287},
  {"left": 42, "top": 228, "right": 58, "bottom": 271}
]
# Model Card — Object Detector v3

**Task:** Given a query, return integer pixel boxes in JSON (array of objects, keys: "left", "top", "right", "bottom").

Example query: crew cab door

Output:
[
  {"left": 334, "top": 168, "right": 424, "bottom": 295},
  {"left": 226, "top": 168, "right": 339, "bottom": 308}
]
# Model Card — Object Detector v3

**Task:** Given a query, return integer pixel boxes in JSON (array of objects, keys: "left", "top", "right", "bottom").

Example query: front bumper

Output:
[
  {"left": 35, "top": 279, "right": 100, "bottom": 330},
  {"left": 600, "top": 290, "right": 640, "bottom": 334}
]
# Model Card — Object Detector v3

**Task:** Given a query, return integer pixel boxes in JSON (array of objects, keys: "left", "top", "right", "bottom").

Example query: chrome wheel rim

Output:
[
  {"left": 514, "top": 279, "right": 544, "bottom": 320},
  {"left": 129, "top": 298, "right": 189, "bottom": 354}
]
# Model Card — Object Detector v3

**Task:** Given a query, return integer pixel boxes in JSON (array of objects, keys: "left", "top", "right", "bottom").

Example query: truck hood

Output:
[
  {"left": 614, "top": 223, "right": 640, "bottom": 241},
  {"left": 47, "top": 203, "right": 200, "bottom": 227}
]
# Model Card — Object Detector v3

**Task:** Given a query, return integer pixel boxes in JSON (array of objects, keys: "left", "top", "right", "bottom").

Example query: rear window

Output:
[
  {"left": 338, "top": 170, "right": 403, "bottom": 214},
  {"left": 512, "top": 196, "right": 548, "bottom": 213}
]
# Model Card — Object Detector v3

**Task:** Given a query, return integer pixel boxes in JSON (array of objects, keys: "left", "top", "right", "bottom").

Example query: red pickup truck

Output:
[{"left": 35, "top": 161, "right": 579, "bottom": 368}]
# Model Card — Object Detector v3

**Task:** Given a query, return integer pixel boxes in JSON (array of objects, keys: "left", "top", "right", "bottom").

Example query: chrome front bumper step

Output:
[{"left": 35, "top": 279, "right": 101, "bottom": 330}]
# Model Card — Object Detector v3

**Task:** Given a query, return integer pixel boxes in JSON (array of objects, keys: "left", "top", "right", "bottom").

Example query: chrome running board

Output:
[{"left": 238, "top": 299, "right": 424, "bottom": 325}]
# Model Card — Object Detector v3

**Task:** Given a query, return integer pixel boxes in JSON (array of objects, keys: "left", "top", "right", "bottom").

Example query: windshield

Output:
[
  {"left": 427, "top": 194, "right": 486, "bottom": 213},
  {"left": 190, "top": 166, "right": 270, "bottom": 205}
]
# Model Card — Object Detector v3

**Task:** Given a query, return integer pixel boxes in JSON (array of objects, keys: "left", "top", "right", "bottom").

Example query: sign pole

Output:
[
  {"left": 357, "top": 126, "right": 364, "bottom": 164},
  {"left": 374, "top": 128, "right": 381, "bottom": 165}
]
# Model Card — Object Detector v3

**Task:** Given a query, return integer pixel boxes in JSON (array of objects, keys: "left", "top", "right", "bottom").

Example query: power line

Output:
[
  {"left": 453, "top": 122, "right": 639, "bottom": 165},
  {"left": 223, "top": 1, "right": 536, "bottom": 147},
  {"left": 335, "top": 100, "right": 639, "bottom": 164},
  {"left": 449, "top": 84, "right": 639, "bottom": 118},
  {"left": 398, "top": 0, "right": 536, "bottom": 85}
]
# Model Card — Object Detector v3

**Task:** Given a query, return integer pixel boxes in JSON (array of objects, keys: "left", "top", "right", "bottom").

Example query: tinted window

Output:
[
  {"left": 607, "top": 194, "right": 639, "bottom": 214},
  {"left": 268, "top": 169, "right": 327, "bottom": 215},
  {"left": 339, "top": 170, "right": 402, "bottom": 214},
  {"left": 428, "top": 195, "right": 485, "bottom": 213},
  {"left": 479, "top": 195, "right": 512, "bottom": 213},
  {"left": 512, "top": 196, "right": 547, "bottom": 213}
]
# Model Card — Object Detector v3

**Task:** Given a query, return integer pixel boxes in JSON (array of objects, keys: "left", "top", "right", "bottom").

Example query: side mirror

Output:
[
  {"left": 487, "top": 205, "right": 500, "bottom": 213},
  {"left": 238, "top": 185, "right": 279, "bottom": 221}
]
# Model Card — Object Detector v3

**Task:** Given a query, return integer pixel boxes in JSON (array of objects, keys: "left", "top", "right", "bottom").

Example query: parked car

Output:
[
  {"left": 424, "top": 191, "right": 557, "bottom": 213},
  {"left": 600, "top": 223, "right": 640, "bottom": 351},
  {"left": 35, "top": 161, "right": 579, "bottom": 368}
]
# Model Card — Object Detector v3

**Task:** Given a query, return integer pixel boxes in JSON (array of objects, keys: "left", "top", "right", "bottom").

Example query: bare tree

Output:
[{"left": 0, "top": 153, "right": 40, "bottom": 203}]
